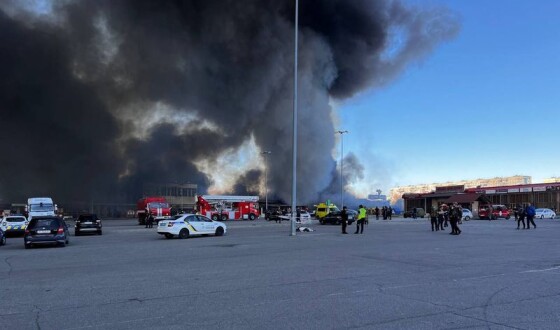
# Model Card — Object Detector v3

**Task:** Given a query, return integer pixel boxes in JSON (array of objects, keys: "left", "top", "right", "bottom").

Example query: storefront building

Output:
[{"left": 403, "top": 182, "right": 560, "bottom": 218}]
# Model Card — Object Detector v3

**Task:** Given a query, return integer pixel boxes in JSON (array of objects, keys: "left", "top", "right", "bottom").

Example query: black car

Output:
[
  {"left": 75, "top": 214, "right": 102, "bottom": 236},
  {"left": 24, "top": 217, "right": 70, "bottom": 249},
  {"left": 0, "top": 228, "right": 6, "bottom": 246},
  {"left": 319, "top": 211, "right": 356, "bottom": 225}
]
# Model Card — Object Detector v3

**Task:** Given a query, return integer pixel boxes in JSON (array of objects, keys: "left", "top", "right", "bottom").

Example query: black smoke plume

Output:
[{"left": 0, "top": 0, "right": 459, "bottom": 205}]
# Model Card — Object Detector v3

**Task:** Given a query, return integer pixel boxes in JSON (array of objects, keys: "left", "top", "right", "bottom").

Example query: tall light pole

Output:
[
  {"left": 262, "top": 151, "right": 272, "bottom": 212},
  {"left": 336, "top": 130, "right": 349, "bottom": 208},
  {"left": 290, "top": 0, "right": 299, "bottom": 236}
]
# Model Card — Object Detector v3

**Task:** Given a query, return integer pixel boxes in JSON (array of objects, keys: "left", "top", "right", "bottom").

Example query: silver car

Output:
[
  {"left": 535, "top": 208, "right": 556, "bottom": 219},
  {"left": 462, "top": 209, "right": 473, "bottom": 221}
]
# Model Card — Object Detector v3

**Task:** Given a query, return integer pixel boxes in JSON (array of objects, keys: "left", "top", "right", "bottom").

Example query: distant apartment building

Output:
[
  {"left": 389, "top": 175, "right": 531, "bottom": 204},
  {"left": 543, "top": 177, "right": 560, "bottom": 183}
]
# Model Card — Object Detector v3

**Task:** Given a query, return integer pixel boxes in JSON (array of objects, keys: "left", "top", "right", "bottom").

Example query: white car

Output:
[
  {"left": 0, "top": 215, "right": 29, "bottom": 235},
  {"left": 535, "top": 208, "right": 556, "bottom": 219},
  {"left": 157, "top": 214, "right": 226, "bottom": 239},
  {"left": 278, "top": 211, "right": 311, "bottom": 223},
  {"left": 462, "top": 209, "right": 473, "bottom": 221}
]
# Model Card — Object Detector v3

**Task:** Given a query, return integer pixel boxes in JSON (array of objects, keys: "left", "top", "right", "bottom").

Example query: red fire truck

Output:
[
  {"left": 197, "top": 195, "right": 260, "bottom": 221},
  {"left": 137, "top": 197, "right": 172, "bottom": 225}
]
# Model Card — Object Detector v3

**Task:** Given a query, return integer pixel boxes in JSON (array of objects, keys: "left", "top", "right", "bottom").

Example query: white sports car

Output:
[{"left": 157, "top": 214, "right": 227, "bottom": 239}]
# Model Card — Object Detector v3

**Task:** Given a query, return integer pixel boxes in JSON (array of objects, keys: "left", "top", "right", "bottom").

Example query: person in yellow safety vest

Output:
[{"left": 355, "top": 205, "right": 367, "bottom": 234}]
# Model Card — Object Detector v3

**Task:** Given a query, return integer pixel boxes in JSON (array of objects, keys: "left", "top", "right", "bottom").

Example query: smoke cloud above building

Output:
[{"left": 0, "top": 0, "right": 459, "bottom": 204}]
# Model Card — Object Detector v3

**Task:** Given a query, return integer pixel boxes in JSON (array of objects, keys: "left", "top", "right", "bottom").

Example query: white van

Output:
[{"left": 27, "top": 197, "right": 57, "bottom": 220}]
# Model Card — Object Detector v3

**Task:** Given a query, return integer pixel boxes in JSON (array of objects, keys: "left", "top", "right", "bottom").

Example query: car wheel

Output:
[
  {"left": 58, "top": 241, "right": 66, "bottom": 247},
  {"left": 164, "top": 233, "right": 174, "bottom": 239},
  {"left": 178, "top": 229, "right": 189, "bottom": 239},
  {"left": 98, "top": 230, "right": 102, "bottom": 235},
  {"left": 75, "top": 231, "right": 80, "bottom": 236},
  {"left": 221, "top": 214, "right": 228, "bottom": 221},
  {"left": 24, "top": 243, "right": 31, "bottom": 249},
  {"left": 320, "top": 219, "right": 325, "bottom": 225},
  {"left": 540, "top": 215, "right": 544, "bottom": 219},
  {"left": 506, "top": 216, "right": 511, "bottom": 220},
  {"left": 335, "top": 220, "right": 340, "bottom": 225},
  {"left": 215, "top": 227, "right": 224, "bottom": 236},
  {"left": 211, "top": 215, "right": 219, "bottom": 221},
  {"left": 465, "top": 216, "right": 470, "bottom": 221},
  {"left": 249, "top": 214, "right": 256, "bottom": 221}
]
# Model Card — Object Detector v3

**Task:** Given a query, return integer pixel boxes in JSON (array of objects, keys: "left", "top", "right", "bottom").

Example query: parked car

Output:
[
  {"left": 535, "top": 208, "right": 556, "bottom": 219},
  {"left": 75, "top": 214, "right": 102, "bottom": 236},
  {"left": 24, "top": 216, "right": 70, "bottom": 249},
  {"left": 478, "top": 204, "right": 511, "bottom": 220},
  {"left": 403, "top": 208, "right": 425, "bottom": 218},
  {"left": 157, "top": 214, "right": 226, "bottom": 239},
  {"left": 0, "top": 228, "right": 6, "bottom": 246},
  {"left": 279, "top": 211, "right": 312, "bottom": 223},
  {"left": 462, "top": 209, "right": 473, "bottom": 221},
  {"left": 0, "top": 215, "right": 28, "bottom": 236},
  {"left": 319, "top": 210, "right": 356, "bottom": 225}
]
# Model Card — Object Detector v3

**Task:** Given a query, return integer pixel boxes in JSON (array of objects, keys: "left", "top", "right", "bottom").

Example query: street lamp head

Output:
[
  {"left": 261, "top": 150, "right": 272, "bottom": 155},
  {"left": 336, "top": 130, "right": 349, "bottom": 134}
]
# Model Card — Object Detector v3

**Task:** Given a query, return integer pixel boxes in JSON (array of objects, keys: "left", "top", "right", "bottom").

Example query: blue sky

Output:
[{"left": 341, "top": 0, "right": 560, "bottom": 194}]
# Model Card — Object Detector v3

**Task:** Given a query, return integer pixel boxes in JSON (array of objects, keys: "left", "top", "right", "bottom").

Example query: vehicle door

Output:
[
  {"left": 197, "top": 215, "right": 215, "bottom": 233},
  {"left": 183, "top": 215, "right": 203, "bottom": 234}
]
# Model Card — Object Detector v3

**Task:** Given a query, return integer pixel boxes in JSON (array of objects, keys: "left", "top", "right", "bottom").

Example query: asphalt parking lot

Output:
[{"left": 1, "top": 217, "right": 560, "bottom": 330}]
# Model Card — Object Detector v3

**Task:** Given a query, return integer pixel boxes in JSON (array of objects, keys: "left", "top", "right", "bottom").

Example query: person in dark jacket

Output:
[
  {"left": 517, "top": 205, "right": 526, "bottom": 229},
  {"left": 525, "top": 203, "right": 536, "bottom": 229},
  {"left": 430, "top": 206, "right": 439, "bottom": 231},
  {"left": 146, "top": 212, "right": 154, "bottom": 228},
  {"left": 341, "top": 206, "right": 349, "bottom": 234},
  {"left": 449, "top": 203, "right": 462, "bottom": 235},
  {"left": 375, "top": 207, "right": 379, "bottom": 220},
  {"left": 437, "top": 206, "right": 445, "bottom": 231}
]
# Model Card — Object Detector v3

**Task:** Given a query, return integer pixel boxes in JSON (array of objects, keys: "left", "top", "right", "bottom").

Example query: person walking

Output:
[
  {"left": 437, "top": 206, "right": 445, "bottom": 231},
  {"left": 449, "top": 203, "right": 462, "bottom": 235},
  {"left": 388, "top": 206, "right": 392, "bottom": 220},
  {"left": 375, "top": 207, "right": 379, "bottom": 220},
  {"left": 341, "top": 206, "right": 349, "bottom": 234},
  {"left": 355, "top": 205, "right": 366, "bottom": 234},
  {"left": 146, "top": 212, "right": 154, "bottom": 229},
  {"left": 517, "top": 205, "right": 526, "bottom": 229},
  {"left": 430, "top": 206, "right": 438, "bottom": 231},
  {"left": 525, "top": 203, "right": 537, "bottom": 229}
]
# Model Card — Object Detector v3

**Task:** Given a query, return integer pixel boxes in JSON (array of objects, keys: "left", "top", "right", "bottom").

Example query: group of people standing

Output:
[
  {"left": 429, "top": 203, "right": 462, "bottom": 235},
  {"left": 514, "top": 203, "right": 537, "bottom": 230},
  {"left": 372, "top": 206, "right": 392, "bottom": 220}
]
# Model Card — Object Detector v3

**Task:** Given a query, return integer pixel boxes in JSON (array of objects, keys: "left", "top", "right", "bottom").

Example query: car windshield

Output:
[
  {"left": 6, "top": 217, "right": 26, "bottom": 222},
  {"left": 31, "top": 219, "right": 59, "bottom": 229},
  {"left": 29, "top": 203, "right": 54, "bottom": 212},
  {"left": 148, "top": 202, "right": 169, "bottom": 208},
  {"left": 535, "top": 208, "right": 544, "bottom": 212}
]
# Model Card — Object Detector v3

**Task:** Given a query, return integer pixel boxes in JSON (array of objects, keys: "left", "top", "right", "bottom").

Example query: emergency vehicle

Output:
[
  {"left": 314, "top": 202, "right": 339, "bottom": 219},
  {"left": 137, "top": 197, "right": 172, "bottom": 225},
  {"left": 157, "top": 214, "right": 227, "bottom": 239},
  {"left": 1, "top": 215, "right": 28, "bottom": 236},
  {"left": 196, "top": 195, "right": 260, "bottom": 221}
]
